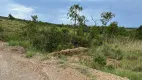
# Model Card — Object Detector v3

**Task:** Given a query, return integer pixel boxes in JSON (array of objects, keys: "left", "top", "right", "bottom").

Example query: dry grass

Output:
[{"left": 108, "top": 37, "right": 142, "bottom": 51}]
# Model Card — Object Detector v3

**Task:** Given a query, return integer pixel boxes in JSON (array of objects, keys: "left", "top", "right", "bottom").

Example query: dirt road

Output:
[
  {"left": 0, "top": 41, "right": 129, "bottom": 80},
  {"left": 0, "top": 42, "right": 49, "bottom": 80}
]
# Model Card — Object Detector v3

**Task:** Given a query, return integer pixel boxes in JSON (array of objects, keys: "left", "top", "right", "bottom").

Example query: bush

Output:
[
  {"left": 25, "top": 50, "right": 36, "bottom": 58},
  {"left": 72, "top": 35, "right": 91, "bottom": 47},
  {"left": 32, "top": 27, "right": 71, "bottom": 52},
  {"left": 0, "top": 23, "right": 4, "bottom": 40},
  {"left": 132, "top": 64, "right": 142, "bottom": 72},
  {"left": 104, "top": 69, "right": 142, "bottom": 80},
  {"left": 112, "top": 49, "right": 123, "bottom": 60},
  {"left": 91, "top": 53, "right": 106, "bottom": 69},
  {"left": 101, "top": 45, "right": 123, "bottom": 60},
  {"left": 136, "top": 25, "right": 142, "bottom": 39},
  {"left": 21, "top": 22, "right": 38, "bottom": 40},
  {"left": 124, "top": 53, "right": 138, "bottom": 60},
  {"left": 106, "top": 65, "right": 115, "bottom": 70},
  {"left": 107, "top": 21, "right": 118, "bottom": 37},
  {"left": 77, "top": 26, "right": 84, "bottom": 37},
  {"left": 117, "top": 27, "right": 128, "bottom": 36},
  {"left": 89, "top": 26, "right": 99, "bottom": 39},
  {"left": 8, "top": 40, "right": 31, "bottom": 48}
]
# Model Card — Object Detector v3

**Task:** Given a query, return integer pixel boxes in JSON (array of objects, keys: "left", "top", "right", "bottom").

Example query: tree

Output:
[
  {"left": 100, "top": 12, "right": 115, "bottom": 38},
  {"left": 77, "top": 15, "right": 87, "bottom": 26},
  {"left": 8, "top": 14, "right": 15, "bottom": 20},
  {"left": 67, "top": 4, "right": 83, "bottom": 35},
  {"left": 100, "top": 12, "right": 115, "bottom": 26},
  {"left": 91, "top": 16, "right": 98, "bottom": 26},
  {"left": 31, "top": 15, "right": 38, "bottom": 22},
  {"left": 77, "top": 15, "right": 87, "bottom": 36}
]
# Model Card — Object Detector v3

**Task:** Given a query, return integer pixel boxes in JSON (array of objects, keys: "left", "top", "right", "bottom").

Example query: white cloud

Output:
[
  {"left": 7, "top": 3, "right": 35, "bottom": 19},
  {"left": 0, "top": 0, "right": 36, "bottom": 20}
]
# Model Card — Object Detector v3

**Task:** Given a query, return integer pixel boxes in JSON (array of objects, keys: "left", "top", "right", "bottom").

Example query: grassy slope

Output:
[{"left": 0, "top": 16, "right": 141, "bottom": 80}]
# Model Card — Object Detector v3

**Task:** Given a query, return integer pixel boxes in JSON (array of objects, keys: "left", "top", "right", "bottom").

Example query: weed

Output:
[
  {"left": 58, "top": 54, "right": 67, "bottom": 61},
  {"left": 91, "top": 53, "right": 106, "bottom": 69},
  {"left": 25, "top": 50, "right": 36, "bottom": 58}
]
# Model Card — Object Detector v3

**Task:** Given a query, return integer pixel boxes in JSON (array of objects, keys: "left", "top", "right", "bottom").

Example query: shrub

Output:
[
  {"left": 104, "top": 69, "right": 142, "bottom": 80},
  {"left": 57, "top": 44, "right": 63, "bottom": 51},
  {"left": 136, "top": 25, "right": 142, "bottom": 39},
  {"left": 132, "top": 64, "right": 142, "bottom": 72},
  {"left": 8, "top": 40, "right": 31, "bottom": 48},
  {"left": 124, "top": 53, "right": 138, "bottom": 60},
  {"left": 77, "top": 26, "right": 84, "bottom": 37},
  {"left": 21, "top": 22, "right": 38, "bottom": 40},
  {"left": 89, "top": 26, "right": 99, "bottom": 39},
  {"left": 107, "top": 21, "right": 118, "bottom": 37},
  {"left": 106, "top": 65, "right": 115, "bottom": 70},
  {"left": 32, "top": 27, "right": 71, "bottom": 52},
  {"left": 101, "top": 45, "right": 123, "bottom": 60},
  {"left": 112, "top": 49, "right": 123, "bottom": 60},
  {"left": 117, "top": 27, "right": 128, "bottom": 36},
  {"left": 91, "top": 53, "right": 106, "bottom": 69},
  {"left": 72, "top": 35, "right": 91, "bottom": 47},
  {"left": 0, "top": 23, "right": 4, "bottom": 40},
  {"left": 25, "top": 50, "right": 35, "bottom": 58}
]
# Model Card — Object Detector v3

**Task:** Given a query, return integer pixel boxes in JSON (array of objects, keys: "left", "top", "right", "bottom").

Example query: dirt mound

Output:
[
  {"left": 53, "top": 47, "right": 88, "bottom": 56},
  {"left": 8, "top": 46, "right": 25, "bottom": 54}
]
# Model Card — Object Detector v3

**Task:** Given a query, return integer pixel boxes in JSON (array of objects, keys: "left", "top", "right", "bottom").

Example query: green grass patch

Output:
[
  {"left": 103, "top": 68, "right": 142, "bottom": 80},
  {"left": 8, "top": 40, "right": 31, "bottom": 48},
  {"left": 25, "top": 50, "right": 36, "bottom": 58}
]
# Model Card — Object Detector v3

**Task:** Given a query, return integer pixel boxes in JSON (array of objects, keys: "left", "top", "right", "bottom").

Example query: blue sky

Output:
[{"left": 0, "top": 0, "right": 141, "bottom": 27}]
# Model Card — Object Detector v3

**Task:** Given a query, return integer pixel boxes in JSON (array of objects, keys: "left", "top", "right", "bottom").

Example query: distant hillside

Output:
[{"left": 0, "top": 16, "right": 74, "bottom": 28}]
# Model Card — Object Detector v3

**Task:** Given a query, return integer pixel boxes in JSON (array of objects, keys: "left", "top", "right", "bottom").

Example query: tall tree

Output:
[
  {"left": 67, "top": 4, "right": 83, "bottom": 35},
  {"left": 77, "top": 15, "right": 87, "bottom": 36},
  {"left": 100, "top": 12, "right": 115, "bottom": 38},
  {"left": 100, "top": 12, "right": 115, "bottom": 26}
]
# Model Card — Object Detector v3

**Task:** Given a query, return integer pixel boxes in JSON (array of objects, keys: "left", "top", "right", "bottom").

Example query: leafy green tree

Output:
[
  {"left": 100, "top": 12, "right": 115, "bottom": 39},
  {"left": 67, "top": 4, "right": 83, "bottom": 35},
  {"left": 77, "top": 15, "right": 87, "bottom": 37},
  {"left": 100, "top": 12, "right": 115, "bottom": 26}
]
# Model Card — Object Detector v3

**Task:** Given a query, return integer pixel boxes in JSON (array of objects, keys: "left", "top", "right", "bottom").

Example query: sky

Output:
[{"left": 0, "top": 0, "right": 142, "bottom": 27}]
